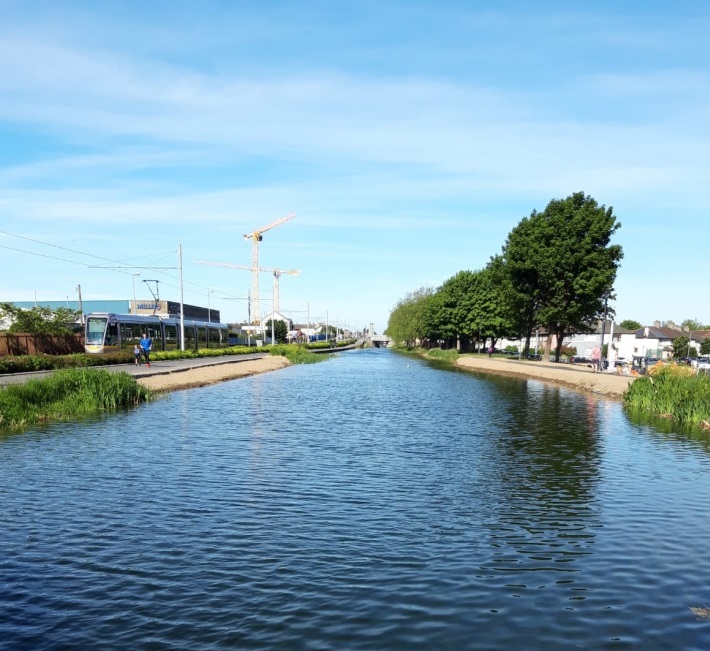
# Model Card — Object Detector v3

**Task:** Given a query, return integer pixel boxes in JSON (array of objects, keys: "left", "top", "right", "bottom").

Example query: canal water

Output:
[{"left": 2, "top": 349, "right": 710, "bottom": 650}]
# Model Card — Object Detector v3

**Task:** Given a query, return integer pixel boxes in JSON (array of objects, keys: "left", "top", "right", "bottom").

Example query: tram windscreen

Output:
[{"left": 86, "top": 317, "right": 108, "bottom": 345}]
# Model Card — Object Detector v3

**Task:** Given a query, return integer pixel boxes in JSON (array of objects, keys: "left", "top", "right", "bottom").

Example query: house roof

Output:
[
  {"left": 634, "top": 326, "right": 684, "bottom": 340},
  {"left": 690, "top": 329, "right": 710, "bottom": 341}
]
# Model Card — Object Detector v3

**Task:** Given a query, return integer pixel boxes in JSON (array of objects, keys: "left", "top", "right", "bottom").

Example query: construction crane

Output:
[
  {"left": 241, "top": 213, "right": 295, "bottom": 323},
  {"left": 194, "top": 261, "right": 300, "bottom": 321}
]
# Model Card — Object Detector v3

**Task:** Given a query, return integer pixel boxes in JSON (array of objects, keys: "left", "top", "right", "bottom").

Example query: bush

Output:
[
  {"left": 426, "top": 348, "right": 459, "bottom": 361},
  {"left": 269, "top": 344, "right": 328, "bottom": 364},
  {"left": 623, "top": 364, "right": 710, "bottom": 426}
]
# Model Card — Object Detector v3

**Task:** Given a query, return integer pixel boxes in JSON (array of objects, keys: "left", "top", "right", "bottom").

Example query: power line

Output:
[{"left": 0, "top": 233, "right": 246, "bottom": 303}]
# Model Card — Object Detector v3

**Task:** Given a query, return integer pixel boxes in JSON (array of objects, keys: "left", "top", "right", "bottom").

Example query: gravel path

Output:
[
  {"left": 136, "top": 356, "right": 292, "bottom": 392},
  {"left": 456, "top": 355, "right": 637, "bottom": 398}
]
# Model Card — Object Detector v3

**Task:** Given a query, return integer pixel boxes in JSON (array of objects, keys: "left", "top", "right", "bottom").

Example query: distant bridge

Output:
[{"left": 371, "top": 335, "right": 391, "bottom": 348}]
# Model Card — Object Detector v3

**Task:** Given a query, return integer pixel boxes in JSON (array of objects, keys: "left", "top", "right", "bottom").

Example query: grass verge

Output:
[{"left": 0, "top": 368, "right": 152, "bottom": 431}]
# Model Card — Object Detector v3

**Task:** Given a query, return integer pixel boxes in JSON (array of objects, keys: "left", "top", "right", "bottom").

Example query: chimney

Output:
[
  {"left": 644, "top": 326, "right": 649, "bottom": 338},
  {"left": 653, "top": 320, "right": 661, "bottom": 328}
]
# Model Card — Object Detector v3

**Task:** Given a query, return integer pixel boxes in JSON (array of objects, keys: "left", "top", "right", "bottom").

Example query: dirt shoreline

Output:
[
  {"left": 455, "top": 355, "right": 637, "bottom": 398},
  {"left": 137, "top": 356, "right": 292, "bottom": 392}
]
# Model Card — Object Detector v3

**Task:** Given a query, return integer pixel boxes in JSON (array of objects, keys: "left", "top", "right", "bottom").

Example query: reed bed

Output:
[
  {"left": 0, "top": 368, "right": 152, "bottom": 430},
  {"left": 623, "top": 365, "right": 710, "bottom": 428},
  {"left": 269, "top": 344, "right": 328, "bottom": 364}
]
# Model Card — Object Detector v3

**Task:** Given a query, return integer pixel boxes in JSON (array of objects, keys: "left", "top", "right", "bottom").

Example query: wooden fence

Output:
[{"left": 0, "top": 333, "right": 84, "bottom": 356}]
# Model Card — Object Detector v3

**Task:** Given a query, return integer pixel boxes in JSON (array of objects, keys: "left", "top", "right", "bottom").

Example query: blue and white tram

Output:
[{"left": 84, "top": 312, "right": 229, "bottom": 354}]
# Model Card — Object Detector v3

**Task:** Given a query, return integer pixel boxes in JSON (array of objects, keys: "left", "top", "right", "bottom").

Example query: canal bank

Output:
[
  {"left": 136, "top": 355, "right": 291, "bottom": 392},
  {"left": 455, "top": 353, "right": 636, "bottom": 398}
]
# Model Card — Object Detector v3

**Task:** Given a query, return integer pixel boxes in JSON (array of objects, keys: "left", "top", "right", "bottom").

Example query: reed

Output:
[
  {"left": 0, "top": 368, "right": 152, "bottom": 430},
  {"left": 269, "top": 344, "right": 328, "bottom": 364},
  {"left": 623, "top": 366, "right": 710, "bottom": 427}
]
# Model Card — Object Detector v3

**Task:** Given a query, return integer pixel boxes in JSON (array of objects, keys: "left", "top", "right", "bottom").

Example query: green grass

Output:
[
  {"left": 269, "top": 344, "right": 329, "bottom": 364},
  {"left": 0, "top": 368, "right": 152, "bottom": 431},
  {"left": 425, "top": 348, "right": 459, "bottom": 362},
  {"left": 623, "top": 367, "right": 710, "bottom": 427}
]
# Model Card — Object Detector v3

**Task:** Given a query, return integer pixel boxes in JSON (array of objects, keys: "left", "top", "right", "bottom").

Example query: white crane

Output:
[
  {"left": 194, "top": 261, "right": 300, "bottom": 321},
  {"left": 241, "top": 214, "right": 295, "bottom": 323}
]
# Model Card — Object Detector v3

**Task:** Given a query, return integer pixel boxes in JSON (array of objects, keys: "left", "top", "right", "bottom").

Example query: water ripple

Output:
[{"left": 2, "top": 351, "right": 710, "bottom": 650}]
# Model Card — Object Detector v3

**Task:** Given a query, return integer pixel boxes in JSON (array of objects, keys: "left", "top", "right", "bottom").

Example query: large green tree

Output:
[
  {"left": 499, "top": 215, "right": 544, "bottom": 357},
  {"left": 385, "top": 287, "right": 435, "bottom": 347},
  {"left": 501, "top": 192, "right": 623, "bottom": 361},
  {"left": 0, "top": 303, "right": 82, "bottom": 335}
]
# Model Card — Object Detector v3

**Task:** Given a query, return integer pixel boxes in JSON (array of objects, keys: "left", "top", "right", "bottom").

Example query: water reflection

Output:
[{"left": 460, "top": 377, "right": 603, "bottom": 602}]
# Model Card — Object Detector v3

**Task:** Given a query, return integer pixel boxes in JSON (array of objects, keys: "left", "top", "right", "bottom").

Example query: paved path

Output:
[{"left": 0, "top": 353, "right": 269, "bottom": 386}]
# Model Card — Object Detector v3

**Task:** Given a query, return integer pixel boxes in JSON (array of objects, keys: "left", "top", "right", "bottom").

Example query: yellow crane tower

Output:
[
  {"left": 242, "top": 214, "right": 295, "bottom": 322},
  {"left": 194, "top": 261, "right": 300, "bottom": 322}
]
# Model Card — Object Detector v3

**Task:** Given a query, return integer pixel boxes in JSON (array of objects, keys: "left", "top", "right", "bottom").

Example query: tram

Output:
[{"left": 84, "top": 312, "right": 229, "bottom": 354}]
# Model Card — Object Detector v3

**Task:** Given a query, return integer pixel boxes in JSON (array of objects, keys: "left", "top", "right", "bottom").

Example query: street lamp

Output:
[
  {"left": 207, "top": 289, "right": 214, "bottom": 323},
  {"left": 131, "top": 273, "right": 140, "bottom": 313},
  {"left": 599, "top": 289, "right": 611, "bottom": 372}
]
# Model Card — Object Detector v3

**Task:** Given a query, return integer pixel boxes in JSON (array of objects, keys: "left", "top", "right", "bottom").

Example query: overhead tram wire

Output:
[{"left": 0, "top": 233, "right": 246, "bottom": 305}]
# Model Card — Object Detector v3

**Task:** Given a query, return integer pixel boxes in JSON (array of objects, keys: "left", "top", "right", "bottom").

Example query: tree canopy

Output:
[
  {"left": 501, "top": 192, "right": 622, "bottom": 360},
  {"left": 619, "top": 319, "right": 642, "bottom": 331},
  {"left": 0, "top": 303, "right": 82, "bottom": 335},
  {"left": 385, "top": 192, "right": 624, "bottom": 358}
]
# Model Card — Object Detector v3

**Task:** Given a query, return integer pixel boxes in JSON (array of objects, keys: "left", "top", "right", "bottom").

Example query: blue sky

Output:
[{"left": 1, "top": 1, "right": 709, "bottom": 333}]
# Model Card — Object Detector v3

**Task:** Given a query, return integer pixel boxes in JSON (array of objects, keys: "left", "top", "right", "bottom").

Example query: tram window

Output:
[
  {"left": 86, "top": 318, "right": 107, "bottom": 345},
  {"left": 105, "top": 323, "right": 119, "bottom": 347},
  {"left": 185, "top": 326, "right": 197, "bottom": 350},
  {"left": 197, "top": 327, "right": 208, "bottom": 347},
  {"left": 209, "top": 328, "right": 224, "bottom": 347},
  {"left": 164, "top": 324, "right": 177, "bottom": 350}
]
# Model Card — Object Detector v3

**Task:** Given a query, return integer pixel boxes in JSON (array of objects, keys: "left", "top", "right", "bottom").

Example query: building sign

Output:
[{"left": 130, "top": 300, "right": 219, "bottom": 323}]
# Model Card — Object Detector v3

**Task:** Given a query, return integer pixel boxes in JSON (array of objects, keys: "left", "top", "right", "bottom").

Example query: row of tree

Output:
[{"left": 386, "top": 192, "right": 623, "bottom": 361}]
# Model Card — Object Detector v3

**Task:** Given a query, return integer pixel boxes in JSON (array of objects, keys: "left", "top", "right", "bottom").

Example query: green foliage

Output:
[
  {"left": 672, "top": 336, "right": 690, "bottom": 358},
  {"left": 701, "top": 339, "right": 710, "bottom": 355},
  {"left": 0, "top": 368, "right": 152, "bottom": 431},
  {"left": 385, "top": 287, "right": 435, "bottom": 347},
  {"left": 502, "top": 192, "right": 622, "bottom": 361},
  {"left": 387, "top": 192, "right": 623, "bottom": 361},
  {"left": 265, "top": 319, "right": 288, "bottom": 344},
  {"left": 152, "top": 346, "right": 254, "bottom": 361},
  {"left": 426, "top": 348, "right": 459, "bottom": 361},
  {"left": 681, "top": 318, "right": 704, "bottom": 331},
  {"left": 0, "top": 303, "right": 82, "bottom": 335},
  {"left": 269, "top": 344, "right": 327, "bottom": 364},
  {"left": 623, "top": 366, "right": 710, "bottom": 426},
  {"left": 619, "top": 319, "right": 642, "bottom": 331}
]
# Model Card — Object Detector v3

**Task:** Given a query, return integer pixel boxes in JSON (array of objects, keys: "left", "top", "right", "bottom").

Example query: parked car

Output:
[
  {"left": 571, "top": 356, "right": 591, "bottom": 364},
  {"left": 696, "top": 357, "right": 710, "bottom": 372}
]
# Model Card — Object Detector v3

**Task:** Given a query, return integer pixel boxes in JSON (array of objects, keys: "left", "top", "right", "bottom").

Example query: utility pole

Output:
[
  {"left": 76, "top": 284, "right": 84, "bottom": 325},
  {"left": 178, "top": 244, "right": 185, "bottom": 351},
  {"left": 599, "top": 290, "right": 610, "bottom": 372},
  {"left": 271, "top": 284, "right": 276, "bottom": 344}
]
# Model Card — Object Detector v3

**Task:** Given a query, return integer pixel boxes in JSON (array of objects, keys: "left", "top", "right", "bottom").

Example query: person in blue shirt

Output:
[{"left": 139, "top": 333, "right": 153, "bottom": 367}]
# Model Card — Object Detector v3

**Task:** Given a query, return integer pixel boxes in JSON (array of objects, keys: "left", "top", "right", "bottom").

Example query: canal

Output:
[{"left": 2, "top": 349, "right": 710, "bottom": 650}]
